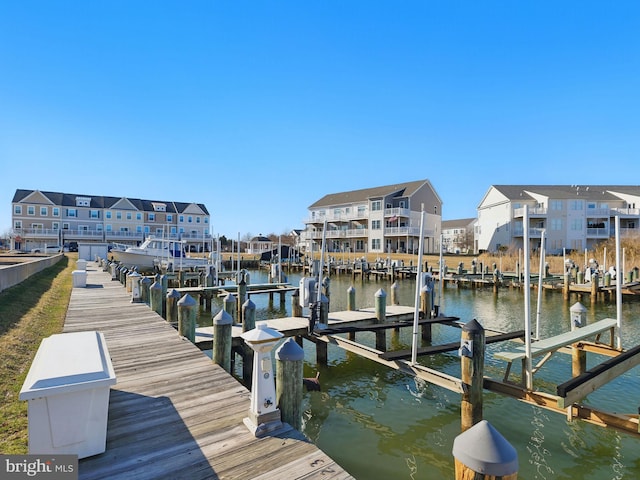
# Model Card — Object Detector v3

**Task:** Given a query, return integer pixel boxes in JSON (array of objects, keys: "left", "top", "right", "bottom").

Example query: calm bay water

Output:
[{"left": 203, "top": 269, "right": 640, "bottom": 479}]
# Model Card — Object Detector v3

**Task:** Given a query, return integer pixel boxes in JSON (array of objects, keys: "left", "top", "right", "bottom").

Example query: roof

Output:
[
  {"left": 442, "top": 218, "right": 476, "bottom": 229},
  {"left": 308, "top": 179, "right": 434, "bottom": 208},
  {"left": 13, "top": 189, "right": 209, "bottom": 215},
  {"left": 489, "top": 185, "right": 640, "bottom": 202}
]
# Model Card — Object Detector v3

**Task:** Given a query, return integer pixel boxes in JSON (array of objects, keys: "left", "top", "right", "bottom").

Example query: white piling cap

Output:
[
  {"left": 241, "top": 323, "right": 283, "bottom": 343},
  {"left": 452, "top": 420, "right": 518, "bottom": 476}
]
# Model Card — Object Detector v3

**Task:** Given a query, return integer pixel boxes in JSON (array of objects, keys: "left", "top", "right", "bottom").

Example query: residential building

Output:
[
  {"left": 10, "top": 189, "right": 211, "bottom": 252},
  {"left": 441, "top": 218, "right": 476, "bottom": 254},
  {"left": 475, "top": 185, "right": 640, "bottom": 254},
  {"left": 302, "top": 179, "right": 442, "bottom": 255}
]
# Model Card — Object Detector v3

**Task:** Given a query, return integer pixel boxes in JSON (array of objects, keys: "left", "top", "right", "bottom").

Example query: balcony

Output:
[
  {"left": 13, "top": 228, "right": 60, "bottom": 239},
  {"left": 611, "top": 207, "right": 640, "bottom": 218},
  {"left": 384, "top": 207, "right": 411, "bottom": 218},
  {"left": 384, "top": 226, "right": 435, "bottom": 237},
  {"left": 64, "top": 230, "right": 105, "bottom": 240},
  {"left": 512, "top": 227, "right": 544, "bottom": 238},
  {"left": 180, "top": 232, "right": 212, "bottom": 240},
  {"left": 104, "top": 231, "right": 144, "bottom": 241},
  {"left": 586, "top": 208, "right": 611, "bottom": 217},
  {"left": 304, "top": 209, "right": 369, "bottom": 224},
  {"left": 586, "top": 227, "right": 609, "bottom": 238},
  {"left": 513, "top": 207, "right": 547, "bottom": 218}
]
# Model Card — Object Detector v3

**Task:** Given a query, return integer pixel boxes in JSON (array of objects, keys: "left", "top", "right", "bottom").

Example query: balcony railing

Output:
[
  {"left": 384, "top": 226, "right": 435, "bottom": 237},
  {"left": 13, "top": 228, "right": 60, "bottom": 238},
  {"left": 304, "top": 209, "right": 369, "bottom": 224},
  {"left": 586, "top": 227, "right": 609, "bottom": 238},
  {"left": 512, "top": 227, "right": 544, "bottom": 238},
  {"left": 513, "top": 207, "right": 547, "bottom": 217},
  {"left": 384, "top": 207, "right": 411, "bottom": 218},
  {"left": 104, "top": 231, "right": 144, "bottom": 240},
  {"left": 611, "top": 207, "right": 640, "bottom": 217}
]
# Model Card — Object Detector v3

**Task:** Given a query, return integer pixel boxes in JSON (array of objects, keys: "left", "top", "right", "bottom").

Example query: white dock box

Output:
[
  {"left": 19, "top": 331, "right": 116, "bottom": 459},
  {"left": 72, "top": 270, "right": 87, "bottom": 288}
]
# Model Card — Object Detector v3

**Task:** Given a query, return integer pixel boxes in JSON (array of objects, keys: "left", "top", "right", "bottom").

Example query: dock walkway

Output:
[{"left": 63, "top": 262, "right": 353, "bottom": 480}]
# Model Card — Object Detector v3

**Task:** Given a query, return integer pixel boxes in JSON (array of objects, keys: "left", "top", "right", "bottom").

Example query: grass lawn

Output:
[{"left": 0, "top": 254, "right": 74, "bottom": 454}]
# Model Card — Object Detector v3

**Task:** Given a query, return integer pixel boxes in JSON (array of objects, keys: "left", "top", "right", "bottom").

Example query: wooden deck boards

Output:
[{"left": 63, "top": 263, "right": 353, "bottom": 480}]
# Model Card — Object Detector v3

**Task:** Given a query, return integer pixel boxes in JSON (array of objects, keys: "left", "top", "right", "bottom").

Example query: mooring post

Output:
[
  {"left": 160, "top": 274, "right": 168, "bottom": 318},
  {"left": 224, "top": 293, "right": 237, "bottom": 324},
  {"left": 129, "top": 271, "right": 142, "bottom": 303},
  {"left": 213, "top": 309, "right": 233, "bottom": 373},
  {"left": 291, "top": 289, "right": 303, "bottom": 317},
  {"left": 238, "top": 278, "right": 247, "bottom": 322},
  {"left": 375, "top": 288, "right": 386, "bottom": 351},
  {"left": 493, "top": 268, "right": 499, "bottom": 294},
  {"left": 460, "top": 319, "right": 485, "bottom": 432},
  {"left": 420, "top": 284, "right": 433, "bottom": 342},
  {"left": 390, "top": 281, "right": 400, "bottom": 306},
  {"left": 141, "top": 276, "right": 152, "bottom": 304},
  {"left": 177, "top": 294, "right": 197, "bottom": 342},
  {"left": 452, "top": 420, "right": 518, "bottom": 480},
  {"left": 347, "top": 286, "right": 356, "bottom": 311},
  {"left": 240, "top": 299, "right": 257, "bottom": 385},
  {"left": 275, "top": 338, "right": 304, "bottom": 431},
  {"left": 591, "top": 272, "right": 599, "bottom": 305},
  {"left": 149, "top": 281, "right": 163, "bottom": 317},
  {"left": 563, "top": 271, "right": 571, "bottom": 301},
  {"left": 166, "top": 288, "right": 181, "bottom": 326},
  {"left": 570, "top": 302, "right": 588, "bottom": 376}
]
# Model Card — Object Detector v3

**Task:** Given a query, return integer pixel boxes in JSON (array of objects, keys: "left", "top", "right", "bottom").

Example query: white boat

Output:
[{"left": 110, "top": 236, "right": 215, "bottom": 272}]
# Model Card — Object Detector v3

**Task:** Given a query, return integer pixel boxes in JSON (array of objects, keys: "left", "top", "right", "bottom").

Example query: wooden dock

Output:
[{"left": 62, "top": 262, "right": 354, "bottom": 480}]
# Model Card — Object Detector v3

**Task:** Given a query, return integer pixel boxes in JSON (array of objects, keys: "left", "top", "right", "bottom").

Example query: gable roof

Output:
[{"left": 309, "top": 179, "right": 433, "bottom": 208}]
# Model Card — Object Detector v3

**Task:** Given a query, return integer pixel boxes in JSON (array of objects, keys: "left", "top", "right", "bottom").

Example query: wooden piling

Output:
[
  {"left": 390, "top": 281, "right": 400, "bottom": 306},
  {"left": 347, "top": 286, "right": 356, "bottom": 311},
  {"left": 275, "top": 338, "right": 304, "bottom": 431},
  {"left": 177, "top": 293, "right": 197, "bottom": 342},
  {"left": 375, "top": 288, "right": 386, "bottom": 351},
  {"left": 570, "top": 302, "right": 587, "bottom": 377},
  {"left": 291, "top": 289, "right": 303, "bottom": 317},
  {"left": 420, "top": 285, "right": 433, "bottom": 342},
  {"left": 166, "top": 288, "right": 181, "bottom": 325},
  {"left": 237, "top": 279, "right": 247, "bottom": 322},
  {"left": 213, "top": 309, "right": 233, "bottom": 373},
  {"left": 460, "top": 319, "right": 485, "bottom": 432},
  {"left": 140, "top": 276, "right": 151, "bottom": 304},
  {"left": 242, "top": 299, "right": 256, "bottom": 332},
  {"left": 591, "top": 273, "right": 599, "bottom": 305},
  {"left": 149, "top": 281, "right": 163, "bottom": 317},
  {"left": 224, "top": 293, "right": 237, "bottom": 324}
]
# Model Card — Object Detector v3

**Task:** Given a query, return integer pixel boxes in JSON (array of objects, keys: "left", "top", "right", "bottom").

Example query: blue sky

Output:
[{"left": 1, "top": 1, "right": 639, "bottom": 239}]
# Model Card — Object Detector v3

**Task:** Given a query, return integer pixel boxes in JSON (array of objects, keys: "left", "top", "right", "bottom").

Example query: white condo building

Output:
[{"left": 475, "top": 185, "right": 640, "bottom": 254}]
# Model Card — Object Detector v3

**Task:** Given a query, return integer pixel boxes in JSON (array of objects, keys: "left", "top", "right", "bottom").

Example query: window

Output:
[
  {"left": 96, "top": 224, "right": 103, "bottom": 231},
  {"left": 156, "top": 228, "right": 163, "bottom": 235},
  {"left": 120, "top": 227, "right": 129, "bottom": 232},
  {"left": 551, "top": 200, "right": 563, "bottom": 211},
  {"left": 14, "top": 205, "right": 22, "bottom": 215},
  {"left": 204, "top": 217, "right": 208, "bottom": 224},
  {"left": 126, "top": 212, "right": 132, "bottom": 220},
  {"left": 52, "top": 222, "right": 59, "bottom": 230},
  {"left": 357, "top": 206, "right": 366, "bottom": 216},
  {"left": 551, "top": 218, "right": 563, "bottom": 231},
  {"left": 27, "top": 206, "right": 35, "bottom": 215},
  {"left": 170, "top": 226, "right": 177, "bottom": 234},
  {"left": 179, "top": 227, "right": 185, "bottom": 233},
  {"left": 76, "top": 197, "right": 91, "bottom": 207},
  {"left": 187, "top": 216, "right": 193, "bottom": 223},
  {"left": 106, "top": 211, "right": 112, "bottom": 219},
  {"left": 371, "top": 200, "right": 382, "bottom": 211},
  {"left": 91, "top": 210, "right": 99, "bottom": 219},
  {"left": 148, "top": 213, "right": 155, "bottom": 221},
  {"left": 372, "top": 239, "right": 381, "bottom": 249},
  {"left": 570, "top": 200, "right": 584, "bottom": 211},
  {"left": 179, "top": 215, "right": 184, "bottom": 223},
  {"left": 196, "top": 217, "right": 200, "bottom": 223},
  {"left": 571, "top": 219, "right": 583, "bottom": 231},
  {"left": 136, "top": 212, "right": 142, "bottom": 220},
  {"left": 67, "top": 208, "right": 77, "bottom": 217},
  {"left": 136, "top": 226, "right": 142, "bottom": 233},
  {"left": 371, "top": 220, "right": 381, "bottom": 230},
  {"left": 31, "top": 223, "right": 43, "bottom": 230},
  {"left": 116, "top": 211, "right": 122, "bottom": 220},
  {"left": 144, "top": 226, "right": 150, "bottom": 234},
  {"left": 40, "top": 206, "right": 47, "bottom": 216},
  {"left": 106, "top": 224, "right": 112, "bottom": 232},
  {"left": 53, "top": 207, "right": 60, "bottom": 217},
  {"left": 63, "top": 223, "right": 70, "bottom": 230},
  {"left": 334, "top": 208, "right": 341, "bottom": 216},
  {"left": 79, "top": 225, "right": 88, "bottom": 231},
  {"left": 167, "top": 214, "right": 173, "bottom": 222},
  {"left": 14, "top": 220, "right": 22, "bottom": 229}
]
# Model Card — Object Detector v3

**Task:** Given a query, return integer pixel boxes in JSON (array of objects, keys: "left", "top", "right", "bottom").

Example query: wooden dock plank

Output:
[{"left": 63, "top": 263, "right": 354, "bottom": 480}]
